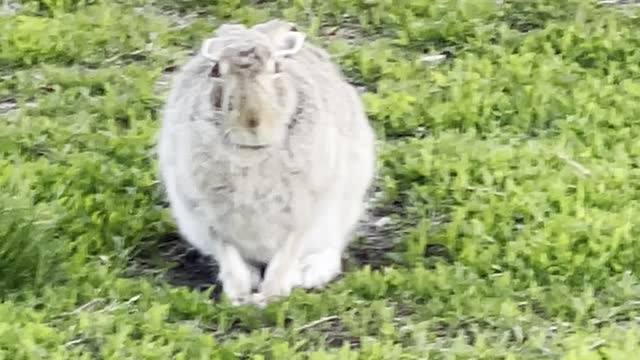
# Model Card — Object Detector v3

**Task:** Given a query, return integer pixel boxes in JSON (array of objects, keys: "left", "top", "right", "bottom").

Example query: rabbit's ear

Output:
[
  {"left": 201, "top": 37, "right": 226, "bottom": 61},
  {"left": 253, "top": 19, "right": 295, "bottom": 36},
  {"left": 214, "top": 23, "right": 246, "bottom": 37},
  {"left": 275, "top": 32, "right": 305, "bottom": 57}
]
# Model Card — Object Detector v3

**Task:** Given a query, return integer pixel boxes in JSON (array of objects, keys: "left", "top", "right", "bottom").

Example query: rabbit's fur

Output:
[{"left": 157, "top": 19, "right": 376, "bottom": 306}]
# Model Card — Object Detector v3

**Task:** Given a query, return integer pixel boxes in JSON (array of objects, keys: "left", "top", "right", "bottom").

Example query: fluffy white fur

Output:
[{"left": 156, "top": 19, "right": 376, "bottom": 306}]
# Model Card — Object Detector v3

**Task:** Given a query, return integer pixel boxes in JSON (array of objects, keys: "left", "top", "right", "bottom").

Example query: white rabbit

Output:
[{"left": 156, "top": 19, "right": 376, "bottom": 306}]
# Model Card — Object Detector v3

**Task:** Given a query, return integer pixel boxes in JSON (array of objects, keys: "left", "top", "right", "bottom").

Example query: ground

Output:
[{"left": 2, "top": 0, "right": 640, "bottom": 359}]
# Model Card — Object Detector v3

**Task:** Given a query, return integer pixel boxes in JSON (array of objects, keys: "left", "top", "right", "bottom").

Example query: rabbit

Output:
[{"left": 156, "top": 19, "right": 376, "bottom": 306}]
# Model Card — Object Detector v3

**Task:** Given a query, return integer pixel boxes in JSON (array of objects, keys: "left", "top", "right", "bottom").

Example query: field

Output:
[{"left": 2, "top": 0, "right": 640, "bottom": 358}]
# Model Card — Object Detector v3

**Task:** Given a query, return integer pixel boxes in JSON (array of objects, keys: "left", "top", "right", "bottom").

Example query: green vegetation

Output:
[{"left": 2, "top": 0, "right": 640, "bottom": 358}]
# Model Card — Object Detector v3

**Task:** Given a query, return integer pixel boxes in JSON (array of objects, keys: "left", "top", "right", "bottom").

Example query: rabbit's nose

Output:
[{"left": 247, "top": 117, "right": 259, "bottom": 128}]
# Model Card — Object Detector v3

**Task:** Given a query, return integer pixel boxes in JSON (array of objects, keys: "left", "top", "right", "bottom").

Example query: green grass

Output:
[{"left": 2, "top": 0, "right": 640, "bottom": 358}]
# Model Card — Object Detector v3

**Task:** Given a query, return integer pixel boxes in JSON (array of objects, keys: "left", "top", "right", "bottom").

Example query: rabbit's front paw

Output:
[
  {"left": 254, "top": 259, "right": 302, "bottom": 305},
  {"left": 299, "top": 249, "right": 342, "bottom": 289},
  {"left": 223, "top": 266, "right": 262, "bottom": 306},
  {"left": 216, "top": 244, "right": 262, "bottom": 306},
  {"left": 228, "top": 294, "right": 256, "bottom": 306},
  {"left": 256, "top": 271, "right": 301, "bottom": 302},
  {"left": 220, "top": 277, "right": 254, "bottom": 306}
]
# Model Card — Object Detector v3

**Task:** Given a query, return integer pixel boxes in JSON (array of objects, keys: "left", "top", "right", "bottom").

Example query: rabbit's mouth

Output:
[
  {"left": 230, "top": 142, "right": 269, "bottom": 150},
  {"left": 223, "top": 128, "right": 273, "bottom": 150}
]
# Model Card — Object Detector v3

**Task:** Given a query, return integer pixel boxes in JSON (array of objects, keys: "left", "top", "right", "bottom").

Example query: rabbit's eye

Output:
[
  {"left": 212, "top": 85, "right": 223, "bottom": 109},
  {"left": 209, "top": 63, "right": 220, "bottom": 78}
]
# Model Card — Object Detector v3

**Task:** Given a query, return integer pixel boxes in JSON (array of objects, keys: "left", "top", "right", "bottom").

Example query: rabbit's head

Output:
[{"left": 200, "top": 21, "right": 305, "bottom": 148}]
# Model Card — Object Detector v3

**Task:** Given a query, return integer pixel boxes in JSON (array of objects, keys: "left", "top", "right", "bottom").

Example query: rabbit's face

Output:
[{"left": 200, "top": 26, "right": 305, "bottom": 148}]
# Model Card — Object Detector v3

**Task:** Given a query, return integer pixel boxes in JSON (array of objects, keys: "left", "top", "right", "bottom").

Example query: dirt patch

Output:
[
  {"left": 0, "top": 97, "right": 17, "bottom": 115},
  {"left": 345, "top": 194, "right": 407, "bottom": 271},
  {"left": 598, "top": 0, "right": 640, "bottom": 5},
  {"left": 306, "top": 316, "right": 361, "bottom": 349},
  {"left": 130, "top": 232, "right": 223, "bottom": 298}
]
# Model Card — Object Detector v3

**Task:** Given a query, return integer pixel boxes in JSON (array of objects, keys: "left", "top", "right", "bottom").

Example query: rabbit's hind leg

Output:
[
  {"left": 298, "top": 247, "right": 342, "bottom": 289},
  {"left": 298, "top": 177, "right": 370, "bottom": 289},
  {"left": 254, "top": 185, "right": 365, "bottom": 304},
  {"left": 297, "top": 202, "right": 361, "bottom": 289}
]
